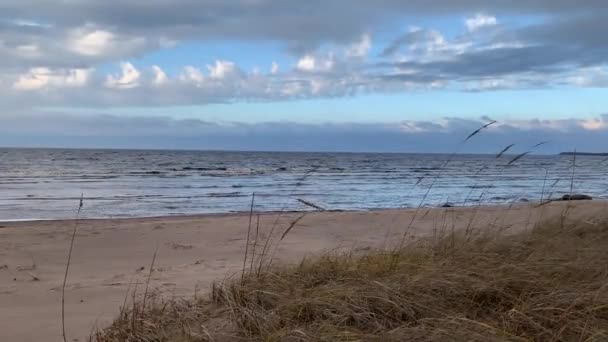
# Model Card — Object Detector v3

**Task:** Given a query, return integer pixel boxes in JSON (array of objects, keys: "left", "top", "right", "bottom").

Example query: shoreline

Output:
[
  {"left": 0, "top": 200, "right": 553, "bottom": 224},
  {"left": 1, "top": 201, "right": 606, "bottom": 341}
]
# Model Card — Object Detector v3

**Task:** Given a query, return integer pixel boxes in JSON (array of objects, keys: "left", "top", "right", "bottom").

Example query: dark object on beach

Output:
[
  {"left": 440, "top": 203, "right": 453, "bottom": 208},
  {"left": 561, "top": 194, "right": 592, "bottom": 201},
  {"left": 519, "top": 198, "right": 529, "bottom": 202}
]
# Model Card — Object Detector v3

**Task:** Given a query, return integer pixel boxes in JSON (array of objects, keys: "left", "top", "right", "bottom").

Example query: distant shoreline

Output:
[{"left": 559, "top": 152, "right": 608, "bottom": 156}]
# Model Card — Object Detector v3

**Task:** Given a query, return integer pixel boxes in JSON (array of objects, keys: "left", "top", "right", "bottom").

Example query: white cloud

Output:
[
  {"left": 296, "top": 55, "right": 316, "bottom": 71},
  {"left": 270, "top": 61, "right": 280, "bottom": 74},
  {"left": 105, "top": 62, "right": 141, "bottom": 89},
  {"left": 63, "top": 69, "right": 92, "bottom": 87},
  {"left": 4, "top": 17, "right": 608, "bottom": 107},
  {"left": 69, "top": 29, "right": 115, "bottom": 56},
  {"left": 13, "top": 68, "right": 51, "bottom": 90},
  {"left": 465, "top": 78, "right": 516, "bottom": 91},
  {"left": 67, "top": 26, "right": 148, "bottom": 60},
  {"left": 281, "top": 81, "right": 305, "bottom": 96},
  {"left": 13, "top": 67, "right": 92, "bottom": 91},
  {"left": 4, "top": 113, "right": 608, "bottom": 153},
  {"left": 568, "top": 66, "right": 608, "bottom": 87},
  {"left": 151, "top": 65, "right": 168, "bottom": 86},
  {"left": 15, "top": 44, "right": 41, "bottom": 58},
  {"left": 179, "top": 66, "right": 205, "bottom": 85},
  {"left": 309, "top": 79, "right": 321, "bottom": 94},
  {"left": 465, "top": 13, "right": 498, "bottom": 32},
  {"left": 346, "top": 33, "right": 372, "bottom": 58},
  {"left": 296, "top": 54, "right": 334, "bottom": 72},
  {"left": 580, "top": 118, "right": 608, "bottom": 130},
  {"left": 207, "top": 60, "right": 239, "bottom": 79}
]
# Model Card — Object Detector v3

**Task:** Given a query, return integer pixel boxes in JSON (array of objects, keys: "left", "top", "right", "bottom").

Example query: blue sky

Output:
[{"left": 1, "top": 1, "right": 608, "bottom": 152}]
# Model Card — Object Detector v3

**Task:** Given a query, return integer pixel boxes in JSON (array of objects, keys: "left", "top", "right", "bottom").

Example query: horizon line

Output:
[{"left": 0, "top": 145, "right": 576, "bottom": 156}]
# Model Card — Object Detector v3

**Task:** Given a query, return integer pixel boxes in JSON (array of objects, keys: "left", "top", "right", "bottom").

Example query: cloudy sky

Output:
[{"left": 1, "top": 0, "right": 608, "bottom": 153}]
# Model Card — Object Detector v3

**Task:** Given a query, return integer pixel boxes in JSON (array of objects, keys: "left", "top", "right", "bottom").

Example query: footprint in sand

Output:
[
  {"left": 104, "top": 274, "right": 126, "bottom": 285},
  {"left": 0, "top": 286, "right": 16, "bottom": 295}
]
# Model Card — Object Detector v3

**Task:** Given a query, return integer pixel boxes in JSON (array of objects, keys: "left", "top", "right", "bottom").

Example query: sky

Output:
[{"left": 1, "top": 0, "right": 608, "bottom": 153}]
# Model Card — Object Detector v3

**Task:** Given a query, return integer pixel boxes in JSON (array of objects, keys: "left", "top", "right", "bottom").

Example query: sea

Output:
[{"left": 0, "top": 148, "right": 606, "bottom": 221}]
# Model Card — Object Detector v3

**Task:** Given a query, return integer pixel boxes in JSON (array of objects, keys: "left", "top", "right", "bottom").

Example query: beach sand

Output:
[{"left": 1, "top": 201, "right": 606, "bottom": 342}]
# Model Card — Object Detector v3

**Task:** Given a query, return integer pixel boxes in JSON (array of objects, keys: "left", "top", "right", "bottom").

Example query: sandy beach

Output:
[{"left": 1, "top": 201, "right": 606, "bottom": 342}]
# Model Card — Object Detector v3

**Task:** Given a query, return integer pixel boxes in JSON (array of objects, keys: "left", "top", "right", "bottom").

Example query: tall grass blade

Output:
[
  {"left": 570, "top": 149, "right": 577, "bottom": 196},
  {"left": 507, "top": 151, "right": 531, "bottom": 165},
  {"left": 496, "top": 143, "right": 515, "bottom": 158},
  {"left": 249, "top": 214, "right": 260, "bottom": 275},
  {"left": 280, "top": 213, "right": 307, "bottom": 241},
  {"left": 463, "top": 120, "right": 496, "bottom": 142},
  {"left": 296, "top": 198, "right": 325, "bottom": 211},
  {"left": 62, "top": 193, "right": 84, "bottom": 342},
  {"left": 242, "top": 192, "right": 255, "bottom": 282},
  {"left": 532, "top": 141, "right": 550, "bottom": 148},
  {"left": 257, "top": 167, "right": 317, "bottom": 276},
  {"left": 141, "top": 244, "right": 159, "bottom": 312}
]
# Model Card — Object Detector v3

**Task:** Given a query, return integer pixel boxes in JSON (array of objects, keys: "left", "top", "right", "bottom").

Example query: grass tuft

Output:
[{"left": 93, "top": 213, "right": 608, "bottom": 341}]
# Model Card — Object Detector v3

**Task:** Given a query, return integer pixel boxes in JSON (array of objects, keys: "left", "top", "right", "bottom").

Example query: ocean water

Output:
[{"left": 0, "top": 148, "right": 606, "bottom": 221}]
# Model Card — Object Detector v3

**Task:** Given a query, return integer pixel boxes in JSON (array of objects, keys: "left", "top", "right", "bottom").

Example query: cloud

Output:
[
  {"left": 465, "top": 14, "right": 498, "bottom": 32},
  {"left": 346, "top": 33, "right": 372, "bottom": 58},
  {"left": 69, "top": 28, "right": 116, "bottom": 56},
  {"left": 207, "top": 60, "right": 240, "bottom": 80},
  {"left": 105, "top": 62, "right": 141, "bottom": 89},
  {"left": 568, "top": 66, "right": 608, "bottom": 87},
  {"left": 151, "top": 65, "right": 168, "bottom": 86},
  {"left": 295, "top": 54, "right": 335, "bottom": 72},
  {"left": 1, "top": 1, "right": 608, "bottom": 108},
  {"left": 180, "top": 66, "right": 205, "bottom": 85},
  {"left": 13, "top": 67, "right": 92, "bottom": 90},
  {"left": 579, "top": 117, "right": 608, "bottom": 130},
  {"left": 380, "top": 27, "right": 462, "bottom": 59},
  {"left": 2, "top": 112, "right": 608, "bottom": 153},
  {"left": 270, "top": 61, "right": 280, "bottom": 74}
]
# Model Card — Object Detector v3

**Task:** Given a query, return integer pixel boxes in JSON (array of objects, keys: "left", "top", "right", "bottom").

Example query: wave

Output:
[{"left": 207, "top": 192, "right": 246, "bottom": 198}]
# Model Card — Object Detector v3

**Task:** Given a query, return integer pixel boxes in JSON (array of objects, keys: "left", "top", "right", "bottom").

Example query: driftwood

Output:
[{"left": 537, "top": 194, "right": 593, "bottom": 207}]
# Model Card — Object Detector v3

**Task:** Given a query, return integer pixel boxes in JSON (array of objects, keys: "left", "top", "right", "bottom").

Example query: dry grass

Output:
[{"left": 92, "top": 211, "right": 608, "bottom": 342}]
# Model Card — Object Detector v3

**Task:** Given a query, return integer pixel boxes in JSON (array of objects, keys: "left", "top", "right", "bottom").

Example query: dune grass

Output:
[{"left": 91, "top": 208, "right": 608, "bottom": 342}]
